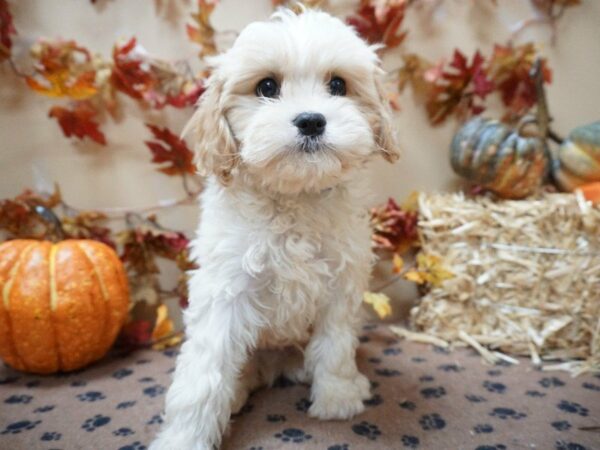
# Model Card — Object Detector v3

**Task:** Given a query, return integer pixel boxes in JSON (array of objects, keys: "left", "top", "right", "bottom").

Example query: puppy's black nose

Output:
[{"left": 293, "top": 112, "right": 326, "bottom": 137}]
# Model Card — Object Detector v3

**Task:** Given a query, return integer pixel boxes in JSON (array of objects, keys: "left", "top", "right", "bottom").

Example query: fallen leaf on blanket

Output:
[
  {"left": 363, "top": 291, "right": 392, "bottom": 319},
  {"left": 151, "top": 304, "right": 182, "bottom": 350}
]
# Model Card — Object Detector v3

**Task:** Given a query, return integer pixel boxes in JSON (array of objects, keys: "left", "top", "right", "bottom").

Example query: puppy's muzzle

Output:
[{"left": 293, "top": 112, "right": 326, "bottom": 137}]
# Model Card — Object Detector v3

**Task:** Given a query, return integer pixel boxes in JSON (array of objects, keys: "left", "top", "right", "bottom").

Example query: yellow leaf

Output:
[
  {"left": 392, "top": 253, "right": 404, "bottom": 273},
  {"left": 151, "top": 304, "right": 182, "bottom": 350},
  {"left": 363, "top": 291, "right": 393, "bottom": 319},
  {"left": 403, "top": 253, "right": 453, "bottom": 287}
]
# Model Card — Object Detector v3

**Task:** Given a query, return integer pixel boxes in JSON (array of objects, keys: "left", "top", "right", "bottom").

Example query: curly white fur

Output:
[{"left": 150, "top": 8, "right": 399, "bottom": 450}]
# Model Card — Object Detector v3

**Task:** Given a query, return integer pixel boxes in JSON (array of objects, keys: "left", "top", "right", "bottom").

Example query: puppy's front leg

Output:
[
  {"left": 150, "top": 292, "right": 260, "bottom": 450},
  {"left": 305, "top": 290, "right": 371, "bottom": 420}
]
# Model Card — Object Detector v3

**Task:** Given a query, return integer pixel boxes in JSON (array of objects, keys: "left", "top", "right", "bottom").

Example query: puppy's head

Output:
[{"left": 185, "top": 8, "right": 399, "bottom": 194}]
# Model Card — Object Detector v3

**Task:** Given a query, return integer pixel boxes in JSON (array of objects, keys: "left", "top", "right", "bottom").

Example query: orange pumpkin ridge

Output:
[
  {"left": 0, "top": 241, "right": 35, "bottom": 371},
  {"left": 48, "top": 243, "right": 65, "bottom": 370}
]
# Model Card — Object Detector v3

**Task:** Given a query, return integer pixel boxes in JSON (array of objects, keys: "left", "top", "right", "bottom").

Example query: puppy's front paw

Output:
[{"left": 308, "top": 375, "right": 369, "bottom": 420}]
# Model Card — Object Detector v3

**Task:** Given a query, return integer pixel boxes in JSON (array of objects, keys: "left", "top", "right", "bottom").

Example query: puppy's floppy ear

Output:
[
  {"left": 183, "top": 75, "right": 238, "bottom": 183},
  {"left": 373, "top": 74, "right": 401, "bottom": 163}
]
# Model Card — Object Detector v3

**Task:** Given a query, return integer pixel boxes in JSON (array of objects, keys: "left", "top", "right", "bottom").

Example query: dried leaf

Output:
[
  {"left": 25, "top": 39, "right": 98, "bottom": 100},
  {"left": 61, "top": 210, "right": 114, "bottom": 247},
  {"left": 49, "top": 102, "right": 106, "bottom": 145},
  {"left": 145, "top": 124, "right": 195, "bottom": 176},
  {"left": 187, "top": 0, "right": 218, "bottom": 57},
  {"left": 0, "top": 0, "right": 16, "bottom": 62},
  {"left": 118, "top": 319, "right": 153, "bottom": 349},
  {"left": 370, "top": 197, "right": 419, "bottom": 253},
  {"left": 151, "top": 304, "right": 182, "bottom": 350},
  {"left": 487, "top": 43, "right": 551, "bottom": 118},
  {"left": 347, "top": 0, "right": 408, "bottom": 49},
  {"left": 426, "top": 50, "right": 494, "bottom": 125},
  {"left": 363, "top": 291, "right": 393, "bottom": 319},
  {"left": 404, "top": 253, "right": 454, "bottom": 287},
  {"left": 392, "top": 253, "right": 404, "bottom": 273}
]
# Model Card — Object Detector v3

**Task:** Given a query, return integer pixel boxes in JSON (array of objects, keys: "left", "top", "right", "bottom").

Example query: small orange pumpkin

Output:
[{"left": 0, "top": 239, "right": 129, "bottom": 373}]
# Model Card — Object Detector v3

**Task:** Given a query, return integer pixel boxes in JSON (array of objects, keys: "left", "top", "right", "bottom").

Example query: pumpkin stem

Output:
[
  {"left": 547, "top": 128, "right": 565, "bottom": 145},
  {"left": 32, "top": 205, "right": 66, "bottom": 242},
  {"left": 530, "top": 58, "right": 551, "bottom": 141}
]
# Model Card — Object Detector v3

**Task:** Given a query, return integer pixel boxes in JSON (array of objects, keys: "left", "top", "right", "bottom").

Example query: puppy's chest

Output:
[{"left": 242, "top": 202, "right": 366, "bottom": 331}]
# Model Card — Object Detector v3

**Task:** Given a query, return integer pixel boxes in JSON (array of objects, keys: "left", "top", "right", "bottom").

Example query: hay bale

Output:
[{"left": 411, "top": 191, "right": 600, "bottom": 375}]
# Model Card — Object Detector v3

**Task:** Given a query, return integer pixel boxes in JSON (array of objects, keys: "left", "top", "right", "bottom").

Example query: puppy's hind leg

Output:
[{"left": 150, "top": 279, "right": 262, "bottom": 450}]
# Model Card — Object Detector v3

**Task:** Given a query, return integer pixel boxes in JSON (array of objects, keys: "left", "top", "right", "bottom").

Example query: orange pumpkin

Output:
[{"left": 0, "top": 239, "right": 129, "bottom": 373}]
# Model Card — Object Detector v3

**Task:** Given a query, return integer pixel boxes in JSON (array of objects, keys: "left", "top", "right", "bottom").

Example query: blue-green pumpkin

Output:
[
  {"left": 551, "top": 121, "right": 600, "bottom": 191},
  {"left": 450, "top": 117, "right": 550, "bottom": 199}
]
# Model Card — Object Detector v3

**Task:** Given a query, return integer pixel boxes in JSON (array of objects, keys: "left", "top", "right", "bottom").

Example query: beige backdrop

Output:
[{"left": 1, "top": 0, "right": 599, "bottom": 318}]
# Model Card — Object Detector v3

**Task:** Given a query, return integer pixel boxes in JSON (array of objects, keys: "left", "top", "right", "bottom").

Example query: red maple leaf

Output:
[
  {"left": 145, "top": 124, "right": 195, "bottom": 176},
  {"left": 111, "top": 37, "right": 157, "bottom": 101},
  {"left": 347, "top": 0, "right": 408, "bottom": 49},
  {"left": 49, "top": 102, "right": 107, "bottom": 145},
  {"left": 487, "top": 43, "right": 552, "bottom": 117},
  {"left": 426, "top": 49, "right": 495, "bottom": 125},
  {"left": 0, "top": 0, "right": 16, "bottom": 61}
]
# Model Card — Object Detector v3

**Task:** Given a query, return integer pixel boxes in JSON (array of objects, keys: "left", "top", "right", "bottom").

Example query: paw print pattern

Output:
[
  {"left": 582, "top": 382, "right": 600, "bottom": 392},
  {"left": 483, "top": 381, "right": 506, "bottom": 394},
  {"left": 539, "top": 377, "right": 565, "bottom": 388},
  {"left": 412, "top": 357, "right": 426, "bottom": 363},
  {"left": 375, "top": 368, "right": 401, "bottom": 377},
  {"left": 364, "top": 393, "right": 383, "bottom": 407},
  {"left": 383, "top": 347, "right": 402, "bottom": 355},
  {"left": 34, "top": 405, "right": 55, "bottom": 413},
  {"left": 327, "top": 445, "right": 349, "bottom": 450},
  {"left": 112, "top": 368, "right": 133, "bottom": 380},
  {"left": 555, "top": 441, "right": 588, "bottom": 450},
  {"left": 118, "top": 442, "right": 146, "bottom": 450},
  {"left": 401, "top": 435, "right": 420, "bottom": 448},
  {"left": 487, "top": 369, "right": 502, "bottom": 377},
  {"left": 352, "top": 421, "right": 381, "bottom": 440},
  {"left": 113, "top": 427, "right": 135, "bottom": 436},
  {"left": 489, "top": 407, "right": 526, "bottom": 420},
  {"left": 295, "top": 398, "right": 312, "bottom": 413},
  {"left": 0, "top": 376, "right": 19, "bottom": 385},
  {"left": 526, "top": 390, "right": 546, "bottom": 397},
  {"left": 465, "top": 394, "right": 487, "bottom": 403},
  {"left": 359, "top": 335, "right": 370, "bottom": 343},
  {"left": 135, "top": 359, "right": 151, "bottom": 365},
  {"left": 4, "top": 394, "right": 33, "bottom": 404},
  {"left": 420, "top": 386, "right": 446, "bottom": 399},
  {"left": 146, "top": 415, "right": 163, "bottom": 425},
  {"left": 433, "top": 346, "right": 450, "bottom": 354},
  {"left": 438, "top": 363, "right": 464, "bottom": 372},
  {"left": 473, "top": 424, "right": 494, "bottom": 434},
  {"left": 368, "top": 357, "right": 382, "bottom": 364},
  {"left": 475, "top": 446, "right": 507, "bottom": 450},
  {"left": 40, "top": 431, "right": 61, "bottom": 441},
  {"left": 399, "top": 400, "right": 416, "bottom": 411},
  {"left": 76, "top": 391, "right": 106, "bottom": 402},
  {"left": 1, "top": 420, "right": 41, "bottom": 435},
  {"left": 138, "top": 377, "right": 155, "bottom": 383},
  {"left": 274, "top": 428, "right": 312, "bottom": 443},
  {"left": 162, "top": 349, "right": 179, "bottom": 358},
  {"left": 419, "top": 413, "right": 446, "bottom": 430},
  {"left": 143, "top": 385, "right": 166, "bottom": 398},
  {"left": 82, "top": 415, "right": 111, "bottom": 432},
  {"left": 551, "top": 420, "right": 571, "bottom": 431},
  {"left": 70, "top": 380, "right": 87, "bottom": 387},
  {"left": 117, "top": 401, "right": 136, "bottom": 409},
  {"left": 557, "top": 400, "right": 588, "bottom": 417},
  {"left": 266, "top": 414, "right": 286, "bottom": 423},
  {"left": 419, "top": 375, "right": 434, "bottom": 383}
]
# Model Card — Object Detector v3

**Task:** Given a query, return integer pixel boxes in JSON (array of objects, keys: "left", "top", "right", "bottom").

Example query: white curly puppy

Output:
[{"left": 151, "top": 8, "right": 399, "bottom": 450}]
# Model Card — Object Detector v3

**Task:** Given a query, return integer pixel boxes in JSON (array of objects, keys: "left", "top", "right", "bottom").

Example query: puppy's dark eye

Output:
[
  {"left": 256, "top": 78, "right": 279, "bottom": 98},
  {"left": 329, "top": 76, "right": 346, "bottom": 96}
]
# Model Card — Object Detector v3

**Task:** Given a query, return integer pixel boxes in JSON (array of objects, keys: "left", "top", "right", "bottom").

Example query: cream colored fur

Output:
[{"left": 150, "top": 8, "right": 399, "bottom": 450}]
